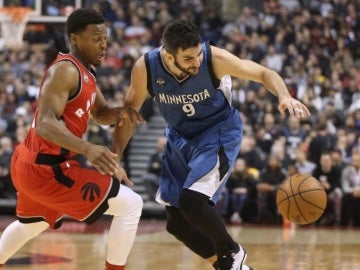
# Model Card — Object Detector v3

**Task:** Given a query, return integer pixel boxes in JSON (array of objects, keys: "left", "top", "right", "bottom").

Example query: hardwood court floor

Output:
[{"left": 1, "top": 216, "right": 360, "bottom": 270}]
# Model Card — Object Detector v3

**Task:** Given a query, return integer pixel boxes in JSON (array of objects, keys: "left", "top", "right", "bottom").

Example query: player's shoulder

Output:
[
  {"left": 209, "top": 45, "right": 232, "bottom": 60},
  {"left": 46, "top": 58, "right": 80, "bottom": 83},
  {"left": 133, "top": 55, "right": 148, "bottom": 72}
]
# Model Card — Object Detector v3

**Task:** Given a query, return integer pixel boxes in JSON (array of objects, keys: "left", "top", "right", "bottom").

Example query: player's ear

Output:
[
  {"left": 166, "top": 52, "right": 174, "bottom": 62},
  {"left": 69, "top": 33, "right": 79, "bottom": 47},
  {"left": 163, "top": 49, "right": 175, "bottom": 61}
]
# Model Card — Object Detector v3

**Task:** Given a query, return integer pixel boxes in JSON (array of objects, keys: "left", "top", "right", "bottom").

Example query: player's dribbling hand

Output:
[
  {"left": 85, "top": 144, "right": 134, "bottom": 186},
  {"left": 85, "top": 144, "right": 120, "bottom": 175},
  {"left": 278, "top": 97, "right": 311, "bottom": 118},
  {"left": 113, "top": 166, "right": 134, "bottom": 186}
]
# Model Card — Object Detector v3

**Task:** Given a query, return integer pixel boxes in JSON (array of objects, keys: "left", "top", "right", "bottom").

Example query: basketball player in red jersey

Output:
[{"left": 0, "top": 8, "right": 144, "bottom": 270}]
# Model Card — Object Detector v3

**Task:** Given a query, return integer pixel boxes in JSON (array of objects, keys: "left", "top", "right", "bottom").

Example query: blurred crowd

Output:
[{"left": 1, "top": 0, "right": 360, "bottom": 227}]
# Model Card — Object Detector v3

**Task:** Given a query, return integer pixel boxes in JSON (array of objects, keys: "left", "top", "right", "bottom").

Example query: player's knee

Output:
[
  {"left": 124, "top": 190, "right": 143, "bottom": 218},
  {"left": 165, "top": 208, "right": 185, "bottom": 239},
  {"left": 106, "top": 186, "right": 143, "bottom": 217},
  {"left": 166, "top": 218, "right": 183, "bottom": 240},
  {"left": 131, "top": 192, "right": 143, "bottom": 215}
]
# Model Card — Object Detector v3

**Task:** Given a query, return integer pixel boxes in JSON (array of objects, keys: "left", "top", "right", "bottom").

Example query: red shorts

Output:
[{"left": 10, "top": 144, "right": 120, "bottom": 229}]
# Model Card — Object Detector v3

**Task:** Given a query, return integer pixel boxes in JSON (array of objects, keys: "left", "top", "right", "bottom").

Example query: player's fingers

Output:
[
  {"left": 128, "top": 108, "right": 145, "bottom": 124},
  {"left": 93, "top": 164, "right": 107, "bottom": 175},
  {"left": 113, "top": 168, "right": 133, "bottom": 186},
  {"left": 107, "top": 152, "right": 120, "bottom": 168},
  {"left": 94, "top": 155, "right": 119, "bottom": 176},
  {"left": 122, "top": 177, "right": 134, "bottom": 186}
]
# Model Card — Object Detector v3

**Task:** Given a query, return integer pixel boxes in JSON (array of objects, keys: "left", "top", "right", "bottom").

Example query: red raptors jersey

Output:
[{"left": 24, "top": 53, "right": 97, "bottom": 157}]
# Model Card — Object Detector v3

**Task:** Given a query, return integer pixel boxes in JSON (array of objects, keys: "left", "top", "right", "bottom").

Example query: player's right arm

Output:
[
  {"left": 35, "top": 62, "right": 120, "bottom": 176},
  {"left": 112, "top": 56, "right": 149, "bottom": 157}
]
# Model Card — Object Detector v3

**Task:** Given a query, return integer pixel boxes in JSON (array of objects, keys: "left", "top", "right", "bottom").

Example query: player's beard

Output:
[{"left": 173, "top": 58, "right": 199, "bottom": 76}]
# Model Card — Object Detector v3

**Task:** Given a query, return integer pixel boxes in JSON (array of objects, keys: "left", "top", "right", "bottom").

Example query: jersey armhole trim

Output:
[
  {"left": 56, "top": 59, "right": 82, "bottom": 101},
  {"left": 205, "top": 41, "right": 220, "bottom": 88},
  {"left": 144, "top": 53, "right": 155, "bottom": 97}
]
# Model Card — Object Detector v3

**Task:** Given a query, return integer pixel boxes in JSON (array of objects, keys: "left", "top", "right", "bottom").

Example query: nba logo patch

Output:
[
  {"left": 156, "top": 77, "right": 165, "bottom": 87},
  {"left": 83, "top": 74, "right": 89, "bottom": 83}
]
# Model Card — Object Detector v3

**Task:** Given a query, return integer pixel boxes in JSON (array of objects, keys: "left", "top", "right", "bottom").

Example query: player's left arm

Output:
[
  {"left": 91, "top": 86, "right": 144, "bottom": 126},
  {"left": 210, "top": 45, "right": 310, "bottom": 118},
  {"left": 90, "top": 86, "right": 119, "bottom": 125}
]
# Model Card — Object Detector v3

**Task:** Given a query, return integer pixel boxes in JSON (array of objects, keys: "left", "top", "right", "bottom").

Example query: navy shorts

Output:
[{"left": 157, "top": 108, "right": 243, "bottom": 207}]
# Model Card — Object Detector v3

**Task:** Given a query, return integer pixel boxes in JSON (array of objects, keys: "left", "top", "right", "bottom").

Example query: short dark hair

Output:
[
  {"left": 65, "top": 8, "right": 105, "bottom": 38},
  {"left": 162, "top": 20, "right": 201, "bottom": 54}
]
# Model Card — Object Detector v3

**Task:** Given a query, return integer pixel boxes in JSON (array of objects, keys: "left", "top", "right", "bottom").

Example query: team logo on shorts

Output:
[{"left": 81, "top": 182, "right": 100, "bottom": 202}]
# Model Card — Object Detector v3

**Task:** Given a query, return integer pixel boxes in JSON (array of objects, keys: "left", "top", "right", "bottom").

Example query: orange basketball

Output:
[{"left": 276, "top": 173, "right": 327, "bottom": 225}]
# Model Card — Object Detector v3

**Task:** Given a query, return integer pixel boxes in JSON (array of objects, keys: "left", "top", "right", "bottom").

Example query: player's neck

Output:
[{"left": 70, "top": 52, "right": 91, "bottom": 71}]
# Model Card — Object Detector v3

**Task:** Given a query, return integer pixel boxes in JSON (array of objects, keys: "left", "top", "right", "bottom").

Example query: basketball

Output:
[{"left": 276, "top": 173, "right": 327, "bottom": 225}]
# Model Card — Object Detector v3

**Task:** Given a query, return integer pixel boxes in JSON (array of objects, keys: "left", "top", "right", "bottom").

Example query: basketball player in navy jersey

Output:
[
  {"left": 113, "top": 20, "right": 311, "bottom": 270},
  {"left": 0, "top": 9, "right": 144, "bottom": 270}
]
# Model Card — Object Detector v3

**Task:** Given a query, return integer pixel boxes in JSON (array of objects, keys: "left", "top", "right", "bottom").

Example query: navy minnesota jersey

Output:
[{"left": 145, "top": 42, "right": 233, "bottom": 138}]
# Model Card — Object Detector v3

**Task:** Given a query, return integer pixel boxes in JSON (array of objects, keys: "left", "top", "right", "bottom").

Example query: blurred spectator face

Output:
[
  {"left": 233, "top": 158, "right": 246, "bottom": 173},
  {"left": 344, "top": 115, "right": 355, "bottom": 129},
  {"left": 246, "top": 90, "right": 256, "bottom": 102},
  {"left": 351, "top": 152, "right": 360, "bottom": 170},
  {"left": 320, "top": 153, "right": 333, "bottom": 172},
  {"left": 240, "top": 136, "right": 255, "bottom": 152},
  {"left": 15, "top": 126, "right": 28, "bottom": 144},
  {"left": 0, "top": 136, "right": 12, "bottom": 153},
  {"left": 330, "top": 149, "right": 342, "bottom": 164},
  {"left": 287, "top": 117, "right": 300, "bottom": 130},
  {"left": 346, "top": 131, "right": 357, "bottom": 146},
  {"left": 268, "top": 155, "right": 281, "bottom": 169},
  {"left": 263, "top": 113, "right": 275, "bottom": 129},
  {"left": 287, "top": 164, "right": 298, "bottom": 176}
]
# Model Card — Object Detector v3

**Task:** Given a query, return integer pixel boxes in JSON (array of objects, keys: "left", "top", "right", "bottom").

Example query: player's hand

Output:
[
  {"left": 117, "top": 107, "right": 146, "bottom": 127},
  {"left": 85, "top": 144, "right": 121, "bottom": 176},
  {"left": 278, "top": 97, "right": 311, "bottom": 118},
  {"left": 113, "top": 166, "right": 134, "bottom": 186}
]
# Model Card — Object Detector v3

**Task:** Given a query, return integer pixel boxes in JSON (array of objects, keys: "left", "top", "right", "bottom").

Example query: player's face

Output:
[
  {"left": 73, "top": 24, "right": 107, "bottom": 67},
  {"left": 172, "top": 45, "right": 203, "bottom": 76}
]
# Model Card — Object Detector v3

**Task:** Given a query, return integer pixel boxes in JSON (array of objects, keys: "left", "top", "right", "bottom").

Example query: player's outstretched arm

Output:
[{"left": 211, "top": 46, "right": 310, "bottom": 118}]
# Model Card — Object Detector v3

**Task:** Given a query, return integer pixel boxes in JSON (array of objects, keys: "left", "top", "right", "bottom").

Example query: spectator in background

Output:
[
  {"left": 256, "top": 112, "right": 282, "bottom": 155},
  {"left": 256, "top": 154, "right": 287, "bottom": 224},
  {"left": 0, "top": 136, "right": 14, "bottom": 198},
  {"left": 282, "top": 116, "right": 308, "bottom": 160},
  {"left": 313, "top": 152, "right": 343, "bottom": 226},
  {"left": 142, "top": 136, "right": 167, "bottom": 201},
  {"left": 264, "top": 45, "right": 284, "bottom": 73},
  {"left": 308, "top": 123, "right": 337, "bottom": 166},
  {"left": 294, "top": 147, "right": 316, "bottom": 175},
  {"left": 341, "top": 151, "right": 360, "bottom": 226},
  {"left": 221, "top": 158, "right": 257, "bottom": 224},
  {"left": 330, "top": 148, "right": 347, "bottom": 171},
  {"left": 238, "top": 135, "right": 266, "bottom": 170}
]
